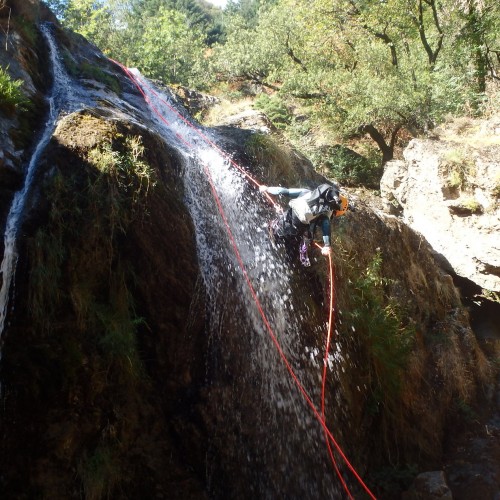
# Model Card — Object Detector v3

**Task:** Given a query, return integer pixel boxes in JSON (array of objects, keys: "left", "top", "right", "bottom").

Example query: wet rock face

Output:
[
  {"left": 381, "top": 116, "right": 500, "bottom": 292},
  {"left": 403, "top": 471, "right": 453, "bottom": 499},
  {"left": 0, "top": 108, "right": 210, "bottom": 499}
]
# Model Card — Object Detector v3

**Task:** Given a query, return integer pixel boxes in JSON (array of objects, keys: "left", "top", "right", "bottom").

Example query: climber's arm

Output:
[
  {"left": 318, "top": 216, "right": 331, "bottom": 247},
  {"left": 259, "top": 186, "right": 310, "bottom": 198}
]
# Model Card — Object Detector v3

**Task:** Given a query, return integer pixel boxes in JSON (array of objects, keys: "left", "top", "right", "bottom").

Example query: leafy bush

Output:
[
  {"left": 254, "top": 94, "right": 291, "bottom": 129},
  {"left": 346, "top": 250, "right": 415, "bottom": 411},
  {"left": 0, "top": 66, "right": 29, "bottom": 114},
  {"left": 442, "top": 148, "right": 476, "bottom": 190},
  {"left": 460, "top": 197, "right": 482, "bottom": 214},
  {"left": 311, "top": 144, "right": 382, "bottom": 188}
]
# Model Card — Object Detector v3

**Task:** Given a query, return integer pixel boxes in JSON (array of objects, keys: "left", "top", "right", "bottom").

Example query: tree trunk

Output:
[
  {"left": 360, "top": 124, "right": 394, "bottom": 164},
  {"left": 466, "top": 4, "right": 487, "bottom": 94}
]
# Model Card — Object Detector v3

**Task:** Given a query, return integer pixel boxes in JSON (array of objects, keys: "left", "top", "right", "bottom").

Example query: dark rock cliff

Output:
[{"left": 0, "top": 2, "right": 498, "bottom": 499}]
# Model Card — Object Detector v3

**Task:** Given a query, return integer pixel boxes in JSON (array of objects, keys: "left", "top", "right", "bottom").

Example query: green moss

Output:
[
  {"left": 312, "top": 144, "right": 381, "bottom": 187},
  {"left": 14, "top": 16, "right": 38, "bottom": 46},
  {"left": 346, "top": 250, "right": 415, "bottom": 407},
  {"left": 28, "top": 132, "right": 156, "bottom": 392},
  {"left": 61, "top": 51, "right": 121, "bottom": 94},
  {"left": 245, "top": 133, "right": 291, "bottom": 178},
  {"left": 80, "top": 61, "right": 121, "bottom": 95},
  {"left": 333, "top": 244, "right": 416, "bottom": 443},
  {"left": 442, "top": 148, "right": 476, "bottom": 190},
  {"left": 62, "top": 49, "right": 80, "bottom": 77}
]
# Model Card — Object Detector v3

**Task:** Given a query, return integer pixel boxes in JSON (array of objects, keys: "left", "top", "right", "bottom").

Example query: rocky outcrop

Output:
[
  {"left": 381, "top": 115, "right": 500, "bottom": 292},
  {"left": 173, "top": 85, "right": 220, "bottom": 117}
]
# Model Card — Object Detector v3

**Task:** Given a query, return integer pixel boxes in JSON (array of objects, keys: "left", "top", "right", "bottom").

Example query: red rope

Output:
[
  {"left": 111, "top": 59, "right": 377, "bottom": 500},
  {"left": 321, "top": 252, "right": 354, "bottom": 499}
]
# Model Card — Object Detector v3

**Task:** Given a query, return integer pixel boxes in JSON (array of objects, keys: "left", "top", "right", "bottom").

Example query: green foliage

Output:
[
  {"left": 78, "top": 445, "right": 121, "bottom": 500},
  {"left": 311, "top": 145, "right": 382, "bottom": 188},
  {"left": 226, "top": 0, "right": 277, "bottom": 28},
  {"left": 442, "top": 149, "right": 476, "bottom": 190},
  {"left": 245, "top": 132, "right": 290, "bottom": 172},
  {"left": 212, "top": 0, "right": 498, "bottom": 163},
  {"left": 53, "top": 0, "right": 216, "bottom": 87},
  {"left": 132, "top": 0, "right": 225, "bottom": 44},
  {"left": 0, "top": 66, "right": 29, "bottom": 114},
  {"left": 254, "top": 94, "right": 290, "bottom": 128},
  {"left": 346, "top": 250, "right": 415, "bottom": 412},
  {"left": 86, "top": 135, "right": 156, "bottom": 236},
  {"left": 61, "top": 50, "right": 121, "bottom": 94},
  {"left": 132, "top": 7, "right": 209, "bottom": 86},
  {"left": 80, "top": 62, "right": 121, "bottom": 94},
  {"left": 48, "top": 0, "right": 499, "bottom": 179},
  {"left": 460, "top": 197, "right": 482, "bottom": 214},
  {"left": 95, "top": 288, "right": 145, "bottom": 384},
  {"left": 14, "top": 16, "right": 39, "bottom": 46},
  {"left": 61, "top": 0, "right": 114, "bottom": 51},
  {"left": 43, "top": 0, "right": 69, "bottom": 19}
]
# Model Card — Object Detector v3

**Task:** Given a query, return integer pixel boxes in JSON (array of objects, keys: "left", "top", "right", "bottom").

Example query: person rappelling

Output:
[{"left": 259, "top": 182, "right": 348, "bottom": 266}]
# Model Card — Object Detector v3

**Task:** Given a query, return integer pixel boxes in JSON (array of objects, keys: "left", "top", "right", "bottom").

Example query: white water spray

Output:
[{"left": 128, "top": 71, "right": 345, "bottom": 498}]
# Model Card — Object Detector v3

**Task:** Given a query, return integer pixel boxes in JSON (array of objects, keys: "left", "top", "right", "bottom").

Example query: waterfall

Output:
[
  {"left": 0, "top": 23, "right": 86, "bottom": 343},
  {"left": 128, "top": 71, "right": 347, "bottom": 498},
  {"left": 0, "top": 24, "right": 352, "bottom": 493}
]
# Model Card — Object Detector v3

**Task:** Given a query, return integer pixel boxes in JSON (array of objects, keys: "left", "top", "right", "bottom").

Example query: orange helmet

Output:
[{"left": 335, "top": 194, "right": 348, "bottom": 216}]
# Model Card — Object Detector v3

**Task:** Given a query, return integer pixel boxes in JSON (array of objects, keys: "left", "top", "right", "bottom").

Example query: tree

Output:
[
  {"left": 130, "top": 0, "right": 225, "bottom": 44},
  {"left": 214, "top": 0, "right": 495, "bottom": 163},
  {"left": 43, "top": 0, "right": 69, "bottom": 19},
  {"left": 225, "top": 0, "right": 277, "bottom": 28},
  {"left": 131, "top": 7, "right": 209, "bottom": 87},
  {"left": 57, "top": 0, "right": 114, "bottom": 50}
]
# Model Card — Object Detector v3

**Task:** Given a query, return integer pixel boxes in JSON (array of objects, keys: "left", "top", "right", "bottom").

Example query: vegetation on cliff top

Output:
[{"left": 46, "top": 0, "right": 499, "bottom": 181}]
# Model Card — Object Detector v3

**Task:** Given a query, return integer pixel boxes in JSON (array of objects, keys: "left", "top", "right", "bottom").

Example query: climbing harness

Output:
[
  {"left": 111, "top": 59, "right": 376, "bottom": 500},
  {"left": 299, "top": 238, "right": 311, "bottom": 267}
]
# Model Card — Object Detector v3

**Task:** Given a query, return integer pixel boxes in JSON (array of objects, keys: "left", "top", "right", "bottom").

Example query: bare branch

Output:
[{"left": 285, "top": 32, "right": 307, "bottom": 72}]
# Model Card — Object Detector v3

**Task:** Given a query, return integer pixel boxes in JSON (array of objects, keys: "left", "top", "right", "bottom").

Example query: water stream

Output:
[
  {"left": 128, "top": 72, "right": 347, "bottom": 498},
  {"left": 0, "top": 24, "right": 71, "bottom": 341}
]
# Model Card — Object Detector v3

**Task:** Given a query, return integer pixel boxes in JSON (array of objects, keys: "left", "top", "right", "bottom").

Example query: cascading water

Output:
[
  {"left": 0, "top": 24, "right": 69, "bottom": 341},
  {"left": 127, "top": 70, "right": 352, "bottom": 498},
  {"left": 0, "top": 21, "right": 356, "bottom": 494}
]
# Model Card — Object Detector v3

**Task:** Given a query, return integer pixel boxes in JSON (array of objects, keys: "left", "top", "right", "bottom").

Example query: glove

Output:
[
  {"left": 321, "top": 245, "right": 331, "bottom": 256},
  {"left": 259, "top": 185, "right": 268, "bottom": 193}
]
